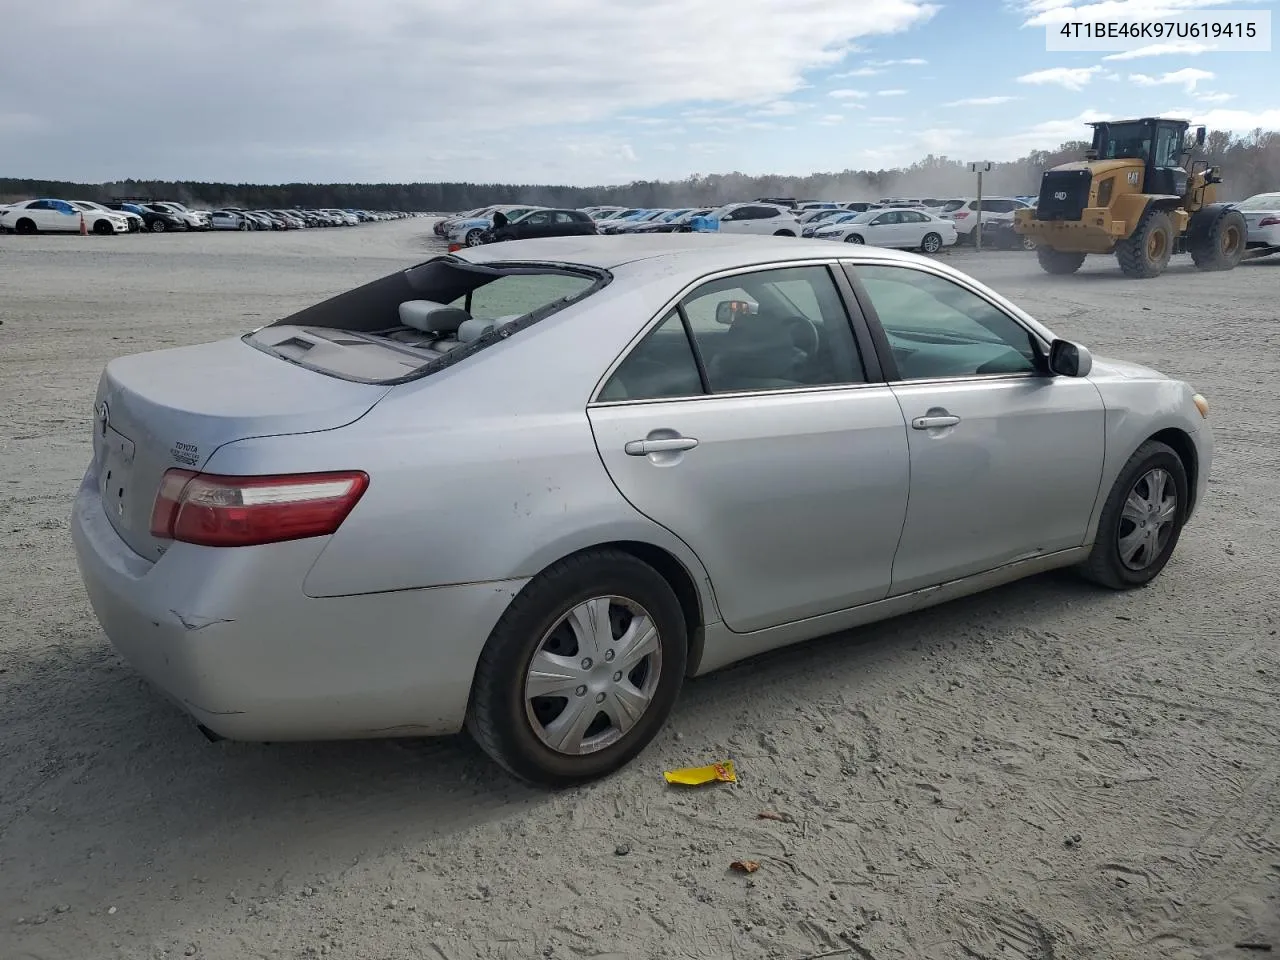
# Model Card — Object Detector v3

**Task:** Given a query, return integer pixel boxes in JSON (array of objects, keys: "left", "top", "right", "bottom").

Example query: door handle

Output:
[
  {"left": 911, "top": 415, "right": 960, "bottom": 430},
  {"left": 625, "top": 437, "right": 699, "bottom": 456}
]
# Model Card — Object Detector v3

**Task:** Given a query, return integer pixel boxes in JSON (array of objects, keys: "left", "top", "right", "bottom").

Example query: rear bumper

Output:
[{"left": 71, "top": 466, "right": 526, "bottom": 742}]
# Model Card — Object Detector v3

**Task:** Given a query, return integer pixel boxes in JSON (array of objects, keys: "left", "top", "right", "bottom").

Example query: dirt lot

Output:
[{"left": 1, "top": 221, "right": 1277, "bottom": 960}]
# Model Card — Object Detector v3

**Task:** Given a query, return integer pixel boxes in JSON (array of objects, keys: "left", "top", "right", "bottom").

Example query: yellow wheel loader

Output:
[{"left": 1014, "top": 117, "right": 1266, "bottom": 279}]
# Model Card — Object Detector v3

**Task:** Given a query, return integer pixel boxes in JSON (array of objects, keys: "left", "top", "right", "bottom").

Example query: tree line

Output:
[{"left": 3, "top": 127, "right": 1275, "bottom": 212}]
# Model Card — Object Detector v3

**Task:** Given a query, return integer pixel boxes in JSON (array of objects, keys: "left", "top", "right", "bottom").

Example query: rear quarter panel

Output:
[{"left": 201, "top": 278, "right": 721, "bottom": 612}]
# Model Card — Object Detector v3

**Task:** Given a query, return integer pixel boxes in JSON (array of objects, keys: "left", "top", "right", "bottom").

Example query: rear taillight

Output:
[
  {"left": 149, "top": 470, "right": 369, "bottom": 547},
  {"left": 1259, "top": 216, "right": 1280, "bottom": 227},
  {"left": 953, "top": 211, "right": 969, "bottom": 219}
]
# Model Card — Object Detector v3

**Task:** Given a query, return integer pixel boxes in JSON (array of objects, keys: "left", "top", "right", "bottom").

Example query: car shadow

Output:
[{"left": 0, "top": 568, "right": 1101, "bottom": 914}]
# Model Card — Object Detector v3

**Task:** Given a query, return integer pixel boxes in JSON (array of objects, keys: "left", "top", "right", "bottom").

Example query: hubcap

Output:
[
  {"left": 524, "top": 596, "right": 662, "bottom": 756},
  {"left": 1147, "top": 230, "right": 1167, "bottom": 259},
  {"left": 1117, "top": 467, "right": 1177, "bottom": 571},
  {"left": 1223, "top": 226, "right": 1241, "bottom": 255}
]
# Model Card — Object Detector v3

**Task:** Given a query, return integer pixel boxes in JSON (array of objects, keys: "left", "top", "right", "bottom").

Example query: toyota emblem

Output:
[
  {"left": 1053, "top": 191, "right": 1068, "bottom": 201},
  {"left": 96, "top": 401, "right": 110, "bottom": 437}
]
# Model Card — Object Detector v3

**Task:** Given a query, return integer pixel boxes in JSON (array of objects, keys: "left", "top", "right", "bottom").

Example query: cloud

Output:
[
  {"left": 944, "top": 95, "right": 1020, "bottom": 106},
  {"left": 1198, "top": 91, "right": 1234, "bottom": 103},
  {"left": 752, "top": 100, "right": 808, "bottom": 116},
  {"left": 829, "top": 89, "right": 871, "bottom": 99},
  {"left": 1102, "top": 41, "right": 1213, "bottom": 60},
  {"left": 1013, "top": 1, "right": 1241, "bottom": 28},
  {"left": 0, "top": 0, "right": 941, "bottom": 183},
  {"left": 834, "top": 67, "right": 883, "bottom": 76},
  {"left": 868, "top": 116, "right": 905, "bottom": 123},
  {"left": 1158, "top": 107, "right": 1280, "bottom": 132},
  {"left": 877, "top": 89, "right": 909, "bottom": 96},
  {"left": 983, "top": 108, "right": 1110, "bottom": 157},
  {"left": 1129, "top": 67, "right": 1214, "bottom": 92},
  {"left": 818, "top": 114, "right": 845, "bottom": 124},
  {"left": 866, "top": 57, "right": 928, "bottom": 65},
  {"left": 1016, "top": 65, "right": 1102, "bottom": 90}
]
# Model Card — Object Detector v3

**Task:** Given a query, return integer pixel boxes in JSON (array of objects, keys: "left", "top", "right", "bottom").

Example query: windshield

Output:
[
  {"left": 940, "top": 200, "right": 966, "bottom": 213},
  {"left": 1237, "top": 193, "right": 1280, "bottom": 211},
  {"left": 1096, "top": 121, "right": 1152, "bottom": 160}
]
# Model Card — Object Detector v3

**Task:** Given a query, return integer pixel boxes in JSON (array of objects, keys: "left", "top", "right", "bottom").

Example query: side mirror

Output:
[
  {"left": 715, "top": 299, "right": 758, "bottom": 325},
  {"left": 1048, "top": 339, "right": 1092, "bottom": 378},
  {"left": 1196, "top": 125, "right": 1206, "bottom": 146}
]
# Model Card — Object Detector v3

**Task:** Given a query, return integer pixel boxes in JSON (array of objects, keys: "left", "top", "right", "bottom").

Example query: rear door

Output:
[
  {"left": 587, "top": 262, "right": 910, "bottom": 633},
  {"left": 845, "top": 260, "right": 1105, "bottom": 594}
]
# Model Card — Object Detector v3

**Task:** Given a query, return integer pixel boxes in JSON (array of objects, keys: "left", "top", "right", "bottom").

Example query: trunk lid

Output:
[{"left": 91, "top": 336, "right": 390, "bottom": 561}]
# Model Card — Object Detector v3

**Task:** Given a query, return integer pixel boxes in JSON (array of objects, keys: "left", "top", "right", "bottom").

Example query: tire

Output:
[
  {"left": 93, "top": 219, "right": 114, "bottom": 236},
  {"left": 1116, "top": 208, "right": 1173, "bottom": 279},
  {"left": 773, "top": 229, "right": 795, "bottom": 237},
  {"left": 1189, "top": 208, "right": 1247, "bottom": 271},
  {"left": 1078, "top": 440, "right": 1189, "bottom": 590},
  {"left": 239, "top": 220, "right": 250, "bottom": 231},
  {"left": 466, "top": 549, "right": 688, "bottom": 787},
  {"left": 465, "top": 228, "right": 484, "bottom": 247},
  {"left": 1020, "top": 233, "right": 1038, "bottom": 252},
  {"left": 1036, "top": 247, "right": 1086, "bottom": 274},
  {"left": 920, "top": 232, "right": 943, "bottom": 254},
  {"left": 844, "top": 234, "right": 865, "bottom": 244},
  {"left": 15, "top": 218, "right": 37, "bottom": 235}
]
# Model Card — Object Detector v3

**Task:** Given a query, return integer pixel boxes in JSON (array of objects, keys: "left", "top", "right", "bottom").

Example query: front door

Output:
[
  {"left": 588, "top": 263, "right": 910, "bottom": 633},
  {"left": 848, "top": 261, "right": 1106, "bottom": 594}
]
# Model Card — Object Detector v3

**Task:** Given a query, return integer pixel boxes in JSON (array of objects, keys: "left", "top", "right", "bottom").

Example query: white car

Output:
[
  {"left": 0, "top": 198, "right": 129, "bottom": 235},
  {"left": 708, "top": 202, "right": 802, "bottom": 237},
  {"left": 815, "top": 208, "right": 957, "bottom": 253},
  {"left": 1235, "top": 192, "right": 1280, "bottom": 248},
  {"left": 210, "top": 210, "right": 256, "bottom": 231},
  {"left": 938, "top": 197, "right": 1030, "bottom": 242},
  {"left": 150, "top": 201, "right": 211, "bottom": 230},
  {"left": 73, "top": 200, "right": 144, "bottom": 233}
]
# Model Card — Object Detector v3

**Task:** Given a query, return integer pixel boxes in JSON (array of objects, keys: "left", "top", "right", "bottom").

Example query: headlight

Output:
[
  {"left": 1096, "top": 177, "right": 1114, "bottom": 207},
  {"left": 1192, "top": 393, "right": 1209, "bottom": 418}
]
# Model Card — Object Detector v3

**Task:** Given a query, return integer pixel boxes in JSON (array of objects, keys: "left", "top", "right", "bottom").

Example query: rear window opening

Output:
[{"left": 245, "top": 256, "right": 608, "bottom": 384}]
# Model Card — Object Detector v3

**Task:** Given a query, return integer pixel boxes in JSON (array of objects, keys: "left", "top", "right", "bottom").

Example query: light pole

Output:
[{"left": 970, "top": 161, "right": 992, "bottom": 251}]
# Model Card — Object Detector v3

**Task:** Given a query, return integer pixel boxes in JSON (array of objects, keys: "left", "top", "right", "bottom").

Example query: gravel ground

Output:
[{"left": 1, "top": 221, "right": 1277, "bottom": 960}]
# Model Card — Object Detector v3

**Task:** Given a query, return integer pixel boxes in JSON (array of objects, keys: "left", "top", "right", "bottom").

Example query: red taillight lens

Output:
[
  {"left": 149, "top": 470, "right": 369, "bottom": 547},
  {"left": 953, "top": 211, "right": 969, "bottom": 219},
  {"left": 1259, "top": 216, "right": 1280, "bottom": 227}
]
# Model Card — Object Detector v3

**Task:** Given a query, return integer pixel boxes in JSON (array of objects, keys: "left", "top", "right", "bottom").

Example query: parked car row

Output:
[
  {"left": 0, "top": 199, "right": 412, "bottom": 235},
  {"left": 429, "top": 197, "right": 1042, "bottom": 256}
]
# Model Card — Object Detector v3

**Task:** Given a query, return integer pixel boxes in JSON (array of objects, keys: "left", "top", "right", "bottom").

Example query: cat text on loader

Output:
[{"left": 1014, "top": 117, "right": 1257, "bottom": 279}]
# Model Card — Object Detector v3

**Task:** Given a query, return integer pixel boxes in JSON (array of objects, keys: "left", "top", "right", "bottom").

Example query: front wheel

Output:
[
  {"left": 467, "top": 549, "right": 687, "bottom": 787},
  {"left": 1116, "top": 209, "right": 1173, "bottom": 279},
  {"left": 465, "top": 228, "right": 484, "bottom": 247},
  {"left": 1078, "top": 440, "right": 1189, "bottom": 589},
  {"left": 844, "top": 233, "right": 865, "bottom": 244},
  {"left": 773, "top": 229, "right": 795, "bottom": 237},
  {"left": 1036, "top": 246, "right": 1086, "bottom": 275},
  {"left": 920, "top": 232, "right": 943, "bottom": 254}
]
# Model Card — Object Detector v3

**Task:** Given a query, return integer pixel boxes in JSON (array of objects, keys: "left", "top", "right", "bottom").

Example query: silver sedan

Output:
[{"left": 71, "top": 235, "right": 1213, "bottom": 785}]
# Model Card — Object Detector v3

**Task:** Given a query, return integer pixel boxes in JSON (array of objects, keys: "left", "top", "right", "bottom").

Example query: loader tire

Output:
[
  {"left": 1036, "top": 247, "right": 1086, "bottom": 275},
  {"left": 1189, "top": 207, "right": 1247, "bottom": 271},
  {"left": 1116, "top": 209, "right": 1173, "bottom": 279}
]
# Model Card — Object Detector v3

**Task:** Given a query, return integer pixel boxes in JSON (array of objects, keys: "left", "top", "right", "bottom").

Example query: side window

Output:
[
  {"left": 598, "top": 311, "right": 703, "bottom": 402},
  {"left": 28, "top": 200, "right": 51, "bottom": 210},
  {"left": 554, "top": 212, "right": 577, "bottom": 224},
  {"left": 523, "top": 211, "right": 551, "bottom": 225},
  {"left": 682, "top": 266, "right": 866, "bottom": 393},
  {"left": 854, "top": 264, "right": 1041, "bottom": 380},
  {"left": 1155, "top": 127, "right": 1181, "bottom": 167},
  {"left": 903, "top": 211, "right": 928, "bottom": 223}
]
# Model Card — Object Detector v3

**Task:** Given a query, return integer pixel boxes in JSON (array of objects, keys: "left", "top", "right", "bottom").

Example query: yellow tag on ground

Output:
[{"left": 663, "top": 760, "right": 736, "bottom": 785}]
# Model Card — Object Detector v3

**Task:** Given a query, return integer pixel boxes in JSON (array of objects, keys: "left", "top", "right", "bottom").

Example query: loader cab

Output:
[{"left": 1089, "top": 118, "right": 1194, "bottom": 198}]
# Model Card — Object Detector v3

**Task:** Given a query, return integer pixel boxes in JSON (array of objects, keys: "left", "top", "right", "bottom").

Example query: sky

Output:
[{"left": 1, "top": 0, "right": 1276, "bottom": 185}]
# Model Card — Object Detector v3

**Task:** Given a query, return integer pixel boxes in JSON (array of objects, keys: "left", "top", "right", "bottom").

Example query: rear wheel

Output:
[
  {"left": 920, "top": 232, "right": 943, "bottom": 254},
  {"left": 467, "top": 549, "right": 687, "bottom": 787},
  {"left": 1189, "top": 208, "right": 1247, "bottom": 271},
  {"left": 1079, "top": 440, "right": 1188, "bottom": 589},
  {"left": 1116, "top": 209, "right": 1173, "bottom": 278},
  {"left": 15, "top": 218, "right": 37, "bottom": 235},
  {"left": 1036, "top": 246, "right": 1086, "bottom": 274}
]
